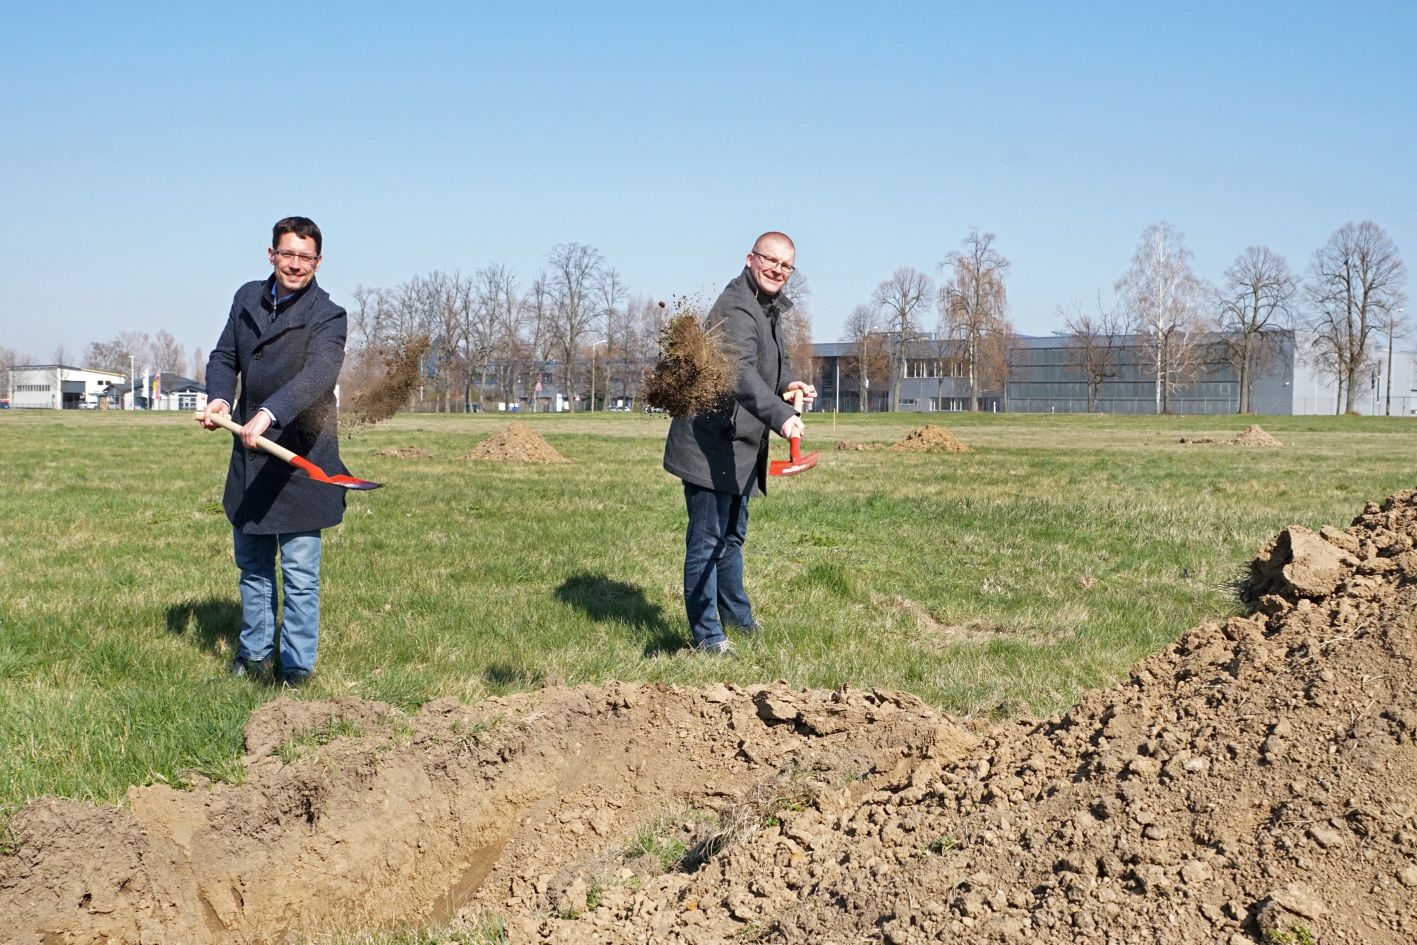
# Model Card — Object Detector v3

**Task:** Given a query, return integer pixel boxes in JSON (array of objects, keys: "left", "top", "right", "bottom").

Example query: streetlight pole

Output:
[{"left": 590, "top": 339, "right": 607, "bottom": 412}]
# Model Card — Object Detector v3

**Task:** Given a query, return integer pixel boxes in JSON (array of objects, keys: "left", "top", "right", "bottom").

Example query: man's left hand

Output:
[
  {"left": 241, "top": 411, "right": 273, "bottom": 450},
  {"left": 783, "top": 381, "right": 817, "bottom": 407}
]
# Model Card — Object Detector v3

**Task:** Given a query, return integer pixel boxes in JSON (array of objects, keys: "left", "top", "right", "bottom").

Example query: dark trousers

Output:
[{"left": 682, "top": 481, "right": 754, "bottom": 647}]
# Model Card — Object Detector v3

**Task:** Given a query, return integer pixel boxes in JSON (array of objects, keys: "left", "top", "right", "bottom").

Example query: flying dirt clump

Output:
[
  {"left": 463, "top": 423, "right": 568, "bottom": 464},
  {"left": 1232, "top": 423, "right": 1283, "bottom": 447},
  {"left": 642, "top": 314, "right": 734, "bottom": 418},
  {"left": 341, "top": 334, "right": 431, "bottom": 432},
  {"left": 889, "top": 424, "right": 972, "bottom": 453}
]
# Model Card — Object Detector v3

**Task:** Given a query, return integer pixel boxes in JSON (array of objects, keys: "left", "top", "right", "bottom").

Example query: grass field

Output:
[{"left": 1, "top": 408, "right": 1413, "bottom": 820}]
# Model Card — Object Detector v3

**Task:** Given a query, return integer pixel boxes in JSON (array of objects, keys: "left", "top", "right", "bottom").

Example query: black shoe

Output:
[
  {"left": 280, "top": 670, "right": 312, "bottom": 688},
  {"left": 230, "top": 656, "right": 273, "bottom": 680},
  {"left": 733, "top": 621, "right": 764, "bottom": 637}
]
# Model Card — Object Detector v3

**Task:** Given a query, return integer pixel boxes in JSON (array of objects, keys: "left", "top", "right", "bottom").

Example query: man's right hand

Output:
[
  {"left": 780, "top": 414, "right": 804, "bottom": 440},
  {"left": 199, "top": 400, "right": 230, "bottom": 430}
]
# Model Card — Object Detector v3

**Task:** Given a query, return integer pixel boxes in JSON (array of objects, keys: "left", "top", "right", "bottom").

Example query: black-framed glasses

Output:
[
  {"left": 751, "top": 250, "right": 795, "bottom": 274},
  {"left": 274, "top": 249, "right": 320, "bottom": 264}
]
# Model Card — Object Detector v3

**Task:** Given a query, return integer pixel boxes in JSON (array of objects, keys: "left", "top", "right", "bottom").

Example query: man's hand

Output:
[
  {"left": 199, "top": 400, "right": 230, "bottom": 430},
  {"left": 783, "top": 381, "right": 817, "bottom": 406},
  {"left": 240, "top": 411, "right": 273, "bottom": 450},
  {"left": 780, "top": 414, "right": 804, "bottom": 440}
]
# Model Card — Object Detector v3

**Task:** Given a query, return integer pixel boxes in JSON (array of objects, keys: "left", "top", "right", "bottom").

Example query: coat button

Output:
[{"left": 254, "top": 351, "right": 263, "bottom": 359}]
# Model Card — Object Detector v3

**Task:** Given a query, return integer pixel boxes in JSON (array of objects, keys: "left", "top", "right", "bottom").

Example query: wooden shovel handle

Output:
[{"left": 196, "top": 411, "right": 298, "bottom": 464}]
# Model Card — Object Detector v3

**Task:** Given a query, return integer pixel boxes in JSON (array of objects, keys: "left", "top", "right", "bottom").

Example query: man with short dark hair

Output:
[
  {"left": 663, "top": 232, "right": 816, "bottom": 655},
  {"left": 199, "top": 216, "right": 349, "bottom": 686}
]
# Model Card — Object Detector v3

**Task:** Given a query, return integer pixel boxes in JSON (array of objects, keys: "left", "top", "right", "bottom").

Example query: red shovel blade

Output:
[
  {"left": 290, "top": 456, "right": 382, "bottom": 490},
  {"left": 769, "top": 437, "right": 819, "bottom": 477}
]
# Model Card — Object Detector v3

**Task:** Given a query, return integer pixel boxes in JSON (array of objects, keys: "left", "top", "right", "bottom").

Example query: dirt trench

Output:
[{"left": 7, "top": 491, "right": 1417, "bottom": 943}]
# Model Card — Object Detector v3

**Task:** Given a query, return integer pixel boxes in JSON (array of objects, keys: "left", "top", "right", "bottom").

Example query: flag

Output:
[{"left": 534, "top": 376, "right": 543, "bottom": 392}]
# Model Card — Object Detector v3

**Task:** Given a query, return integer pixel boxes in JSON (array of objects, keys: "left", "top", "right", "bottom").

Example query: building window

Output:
[
  {"left": 899, "top": 398, "right": 917, "bottom": 407},
  {"left": 179, "top": 393, "right": 198, "bottom": 411}
]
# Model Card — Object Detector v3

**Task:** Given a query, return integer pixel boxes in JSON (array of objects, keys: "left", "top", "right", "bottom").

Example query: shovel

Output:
[
  {"left": 769, "top": 389, "right": 818, "bottom": 477},
  {"left": 198, "top": 412, "right": 382, "bottom": 490}
]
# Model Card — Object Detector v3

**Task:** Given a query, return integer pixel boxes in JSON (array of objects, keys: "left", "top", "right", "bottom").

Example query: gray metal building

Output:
[{"left": 807, "top": 330, "right": 1417, "bottom": 416}]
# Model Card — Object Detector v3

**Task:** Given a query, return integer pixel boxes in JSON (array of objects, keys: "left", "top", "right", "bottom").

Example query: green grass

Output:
[{"left": 1, "top": 408, "right": 1413, "bottom": 815}]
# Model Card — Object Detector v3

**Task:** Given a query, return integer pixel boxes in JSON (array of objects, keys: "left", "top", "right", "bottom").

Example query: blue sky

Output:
[{"left": 2, "top": 1, "right": 1413, "bottom": 366}]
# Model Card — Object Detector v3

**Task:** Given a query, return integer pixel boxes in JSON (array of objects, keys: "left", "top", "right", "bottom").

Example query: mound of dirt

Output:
[
  {"left": 1178, "top": 435, "right": 1217, "bottom": 444},
  {"left": 9, "top": 491, "right": 1417, "bottom": 943},
  {"left": 463, "top": 423, "right": 568, "bottom": 464},
  {"left": 642, "top": 314, "right": 734, "bottom": 418},
  {"left": 835, "top": 439, "right": 869, "bottom": 451},
  {"left": 374, "top": 445, "right": 431, "bottom": 459},
  {"left": 889, "top": 425, "right": 972, "bottom": 453},
  {"left": 1233, "top": 424, "right": 1283, "bottom": 447}
]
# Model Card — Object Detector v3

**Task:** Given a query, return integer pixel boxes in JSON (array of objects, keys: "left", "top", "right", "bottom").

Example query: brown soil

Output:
[
  {"left": 8, "top": 492, "right": 1417, "bottom": 943},
  {"left": 374, "top": 445, "right": 431, "bottom": 459},
  {"left": 1233, "top": 424, "right": 1283, "bottom": 447},
  {"left": 463, "top": 423, "right": 568, "bottom": 464},
  {"left": 1178, "top": 435, "right": 1217, "bottom": 444},
  {"left": 342, "top": 335, "right": 430, "bottom": 432},
  {"left": 889, "top": 425, "right": 973, "bottom": 453},
  {"left": 643, "top": 315, "right": 734, "bottom": 418},
  {"left": 835, "top": 439, "right": 868, "bottom": 451}
]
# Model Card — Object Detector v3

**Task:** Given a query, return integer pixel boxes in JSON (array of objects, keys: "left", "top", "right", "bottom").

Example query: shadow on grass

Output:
[
  {"left": 166, "top": 597, "right": 241, "bottom": 657},
  {"left": 554, "top": 572, "right": 685, "bottom": 657},
  {"left": 483, "top": 663, "right": 546, "bottom": 688}
]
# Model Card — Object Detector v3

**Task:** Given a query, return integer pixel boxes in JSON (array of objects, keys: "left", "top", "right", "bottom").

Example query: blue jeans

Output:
[
  {"left": 682, "top": 482, "right": 754, "bottom": 647},
  {"left": 232, "top": 529, "right": 323, "bottom": 676}
]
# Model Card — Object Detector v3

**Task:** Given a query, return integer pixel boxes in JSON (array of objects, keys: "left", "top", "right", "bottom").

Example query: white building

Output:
[{"left": 8, "top": 365, "right": 125, "bottom": 409}]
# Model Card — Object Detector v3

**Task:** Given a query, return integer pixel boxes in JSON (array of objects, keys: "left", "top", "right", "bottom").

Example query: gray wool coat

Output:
[
  {"left": 663, "top": 268, "right": 799, "bottom": 496},
  {"left": 205, "top": 276, "right": 349, "bottom": 534}
]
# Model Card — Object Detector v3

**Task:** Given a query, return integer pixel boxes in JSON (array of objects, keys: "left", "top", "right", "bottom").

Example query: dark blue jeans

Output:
[{"left": 682, "top": 482, "right": 754, "bottom": 647}]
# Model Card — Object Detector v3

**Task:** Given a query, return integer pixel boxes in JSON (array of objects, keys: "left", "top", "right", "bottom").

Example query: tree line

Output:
[{"left": 842, "top": 221, "right": 1406, "bottom": 415}]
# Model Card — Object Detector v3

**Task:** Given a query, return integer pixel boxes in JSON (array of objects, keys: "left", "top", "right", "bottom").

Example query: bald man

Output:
[{"left": 662, "top": 232, "right": 817, "bottom": 655}]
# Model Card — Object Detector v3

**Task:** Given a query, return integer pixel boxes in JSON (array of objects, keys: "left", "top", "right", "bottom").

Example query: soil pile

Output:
[
  {"left": 374, "top": 445, "right": 431, "bottom": 459},
  {"left": 463, "top": 423, "right": 568, "bottom": 464},
  {"left": 1233, "top": 424, "right": 1283, "bottom": 447},
  {"left": 889, "top": 425, "right": 973, "bottom": 453},
  {"left": 835, "top": 439, "right": 868, "bottom": 451},
  {"left": 1178, "top": 435, "right": 1217, "bottom": 444},
  {"left": 342, "top": 335, "right": 430, "bottom": 431},
  {"left": 643, "top": 315, "right": 734, "bottom": 418},
  {"left": 7, "top": 491, "right": 1417, "bottom": 943}
]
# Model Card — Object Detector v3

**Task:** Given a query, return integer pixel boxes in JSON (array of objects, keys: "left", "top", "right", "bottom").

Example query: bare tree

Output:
[
  {"left": 0, "top": 345, "right": 29, "bottom": 401},
  {"left": 1115, "top": 221, "right": 1210, "bottom": 414},
  {"left": 473, "top": 264, "right": 522, "bottom": 407},
  {"left": 83, "top": 332, "right": 152, "bottom": 374},
  {"left": 595, "top": 268, "right": 627, "bottom": 409},
  {"left": 1061, "top": 297, "right": 1124, "bottom": 413},
  {"left": 780, "top": 271, "right": 816, "bottom": 384},
  {"left": 1380, "top": 305, "right": 1409, "bottom": 416},
  {"left": 1217, "top": 246, "right": 1296, "bottom": 413},
  {"left": 940, "top": 229, "right": 1009, "bottom": 411},
  {"left": 1305, "top": 221, "right": 1408, "bottom": 414},
  {"left": 191, "top": 347, "right": 205, "bottom": 383},
  {"left": 523, "top": 273, "right": 556, "bottom": 411},
  {"left": 151, "top": 330, "right": 186, "bottom": 374},
  {"left": 52, "top": 343, "right": 69, "bottom": 366},
  {"left": 872, "top": 267, "right": 933, "bottom": 411},
  {"left": 843, "top": 303, "right": 887, "bottom": 412},
  {"left": 546, "top": 243, "right": 606, "bottom": 411}
]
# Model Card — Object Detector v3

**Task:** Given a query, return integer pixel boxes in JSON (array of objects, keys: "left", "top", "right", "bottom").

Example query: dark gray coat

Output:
[
  {"left": 663, "top": 269, "right": 799, "bottom": 496},
  {"left": 205, "top": 276, "right": 349, "bottom": 534}
]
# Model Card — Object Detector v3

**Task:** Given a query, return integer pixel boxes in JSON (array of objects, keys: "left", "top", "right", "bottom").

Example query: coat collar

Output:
[
  {"left": 740, "top": 267, "right": 793, "bottom": 316},
  {"left": 250, "top": 276, "right": 319, "bottom": 340}
]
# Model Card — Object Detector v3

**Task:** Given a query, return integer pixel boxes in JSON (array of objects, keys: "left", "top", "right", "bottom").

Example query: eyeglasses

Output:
[
  {"left": 751, "top": 250, "right": 795, "bottom": 274},
  {"left": 274, "top": 249, "right": 320, "bottom": 264}
]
